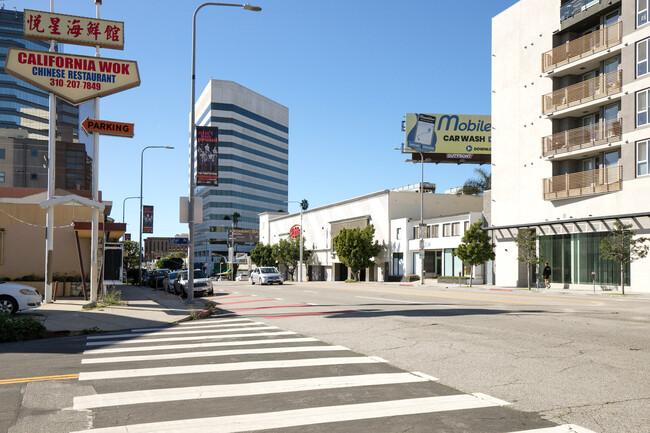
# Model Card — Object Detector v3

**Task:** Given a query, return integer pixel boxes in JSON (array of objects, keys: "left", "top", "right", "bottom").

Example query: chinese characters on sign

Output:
[
  {"left": 196, "top": 126, "right": 219, "bottom": 186},
  {"left": 24, "top": 9, "right": 124, "bottom": 50},
  {"left": 143, "top": 206, "right": 154, "bottom": 234}
]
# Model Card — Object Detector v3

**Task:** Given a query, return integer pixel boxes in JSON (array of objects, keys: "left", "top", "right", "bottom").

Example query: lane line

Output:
[
  {"left": 81, "top": 345, "right": 351, "bottom": 364},
  {"left": 230, "top": 303, "right": 312, "bottom": 312},
  {"left": 262, "top": 310, "right": 359, "bottom": 319},
  {"left": 0, "top": 373, "right": 79, "bottom": 385},
  {"left": 86, "top": 326, "right": 278, "bottom": 340},
  {"left": 77, "top": 356, "right": 388, "bottom": 381},
  {"left": 131, "top": 322, "right": 267, "bottom": 332},
  {"left": 85, "top": 331, "right": 297, "bottom": 346},
  {"left": 356, "top": 295, "right": 423, "bottom": 304},
  {"left": 303, "top": 290, "right": 319, "bottom": 293},
  {"left": 72, "top": 372, "right": 427, "bottom": 409},
  {"left": 69, "top": 394, "right": 502, "bottom": 433},
  {"left": 83, "top": 337, "right": 319, "bottom": 355}
]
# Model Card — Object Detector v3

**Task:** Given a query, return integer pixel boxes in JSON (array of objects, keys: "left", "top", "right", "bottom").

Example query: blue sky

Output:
[{"left": 8, "top": 0, "right": 517, "bottom": 242}]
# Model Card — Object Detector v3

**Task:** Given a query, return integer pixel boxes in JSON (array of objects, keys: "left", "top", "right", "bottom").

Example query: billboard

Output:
[
  {"left": 4, "top": 48, "right": 140, "bottom": 105},
  {"left": 196, "top": 126, "right": 219, "bottom": 186},
  {"left": 143, "top": 205, "right": 153, "bottom": 234},
  {"left": 23, "top": 9, "right": 125, "bottom": 50},
  {"left": 404, "top": 113, "right": 491, "bottom": 164}
]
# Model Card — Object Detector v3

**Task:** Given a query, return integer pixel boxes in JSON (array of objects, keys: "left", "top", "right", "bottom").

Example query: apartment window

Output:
[
  {"left": 0, "top": 172, "right": 4, "bottom": 183},
  {"left": 452, "top": 222, "right": 460, "bottom": 236},
  {"left": 431, "top": 225, "right": 439, "bottom": 238},
  {"left": 30, "top": 173, "right": 37, "bottom": 180},
  {"left": 637, "top": 89, "right": 650, "bottom": 126},
  {"left": 443, "top": 223, "right": 451, "bottom": 237},
  {"left": 0, "top": 149, "right": 5, "bottom": 159},
  {"left": 639, "top": 0, "right": 649, "bottom": 28},
  {"left": 638, "top": 39, "right": 649, "bottom": 77},
  {"left": 396, "top": 227, "right": 401, "bottom": 240},
  {"left": 464, "top": 221, "right": 469, "bottom": 233},
  {"left": 638, "top": 140, "right": 649, "bottom": 176}
]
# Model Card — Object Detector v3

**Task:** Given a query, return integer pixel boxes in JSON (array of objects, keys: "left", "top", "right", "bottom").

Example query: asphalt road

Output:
[{"left": 207, "top": 280, "right": 650, "bottom": 433}]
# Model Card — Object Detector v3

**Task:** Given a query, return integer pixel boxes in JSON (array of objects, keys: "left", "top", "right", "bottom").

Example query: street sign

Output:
[
  {"left": 81, "top": 118, "right": 134, "bottom": 138},
  {"left": 23, "top": 9, "right": 125, "bottom": 50},
  {"left": 4, "top": 48, "right": 140, "bottom": 105}
]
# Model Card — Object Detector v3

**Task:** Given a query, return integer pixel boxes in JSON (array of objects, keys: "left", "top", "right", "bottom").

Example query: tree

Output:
[
  {"left": 514, "top": 229, "right": 542, "bottom": 290},
  {"left": 250, "top": 243, "right": 277, "bottom": 267},
  {"left": 453, "top": 221, "right": 495, "bottom": 287},
  {"left": 232, "top": 212, "right": 240, "bottom": 227},
  {"left": 457, "top": 167, "right": 491, "bottom": 196},
  {"left": 333, "top": 225, "right": 381, "bottom": 281},
  {"left": 599, "top": 221, "right": 649, "bottom": 294},
  {"left": 122, "top": 240, "right": 140, "bottom": 270},
  {"left": 273, "top": 236, "right": 311, "bottom": 280}
]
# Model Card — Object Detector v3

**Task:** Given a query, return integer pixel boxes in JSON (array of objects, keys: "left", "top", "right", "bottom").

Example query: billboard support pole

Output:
[
  {"left": 90, "top": 0, "right": 102, "bottom": 303},
  {"left": 416, "top": 149, "right": 425, "bottom": 286},
  {"left": 44, "top": 0, "right": 56, "bottom": 304}
]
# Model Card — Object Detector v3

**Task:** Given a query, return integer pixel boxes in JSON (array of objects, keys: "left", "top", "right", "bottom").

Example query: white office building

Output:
[
  {"left": 491, "top": 0, "right": 650, "bottom": 292},
  {"left": 259, "top": 186, "right": 483, "bottom": 282},
  {"left": 193, "top": 80, "right": 288, "bottom": 272}
]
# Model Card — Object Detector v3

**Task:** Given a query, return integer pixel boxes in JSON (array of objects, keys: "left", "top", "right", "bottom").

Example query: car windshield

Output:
[
  {"left": 182, "top": 270, "right": 206, "bottom": 279},
  {"left": 260, "top": 267, "right": 279, "bottom": 274}
]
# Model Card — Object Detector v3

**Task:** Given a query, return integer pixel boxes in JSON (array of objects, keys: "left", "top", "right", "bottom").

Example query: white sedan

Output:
[
  {"left": 0, "top": 282, "right": 42, "bottom": 315},
  {"left": 250, "top": 267, "right": 284, "bottom": 285}
]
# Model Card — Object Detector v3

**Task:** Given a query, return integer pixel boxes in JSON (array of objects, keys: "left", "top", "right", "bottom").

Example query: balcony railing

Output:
[
  {"left": 542, "top": 70, "right": 621, "bottom": 115},
  {"left": 542, "top": 22, "right": 621, "bottom": 72},
  {"left": 541, "top": 118, "right": 622, "bottom": 157},
  {"left": 543, "top": 166, "right": 622, "bottom": 200},
  {"left": 561, "top": 0, "right": 600, "bottom": 21}
]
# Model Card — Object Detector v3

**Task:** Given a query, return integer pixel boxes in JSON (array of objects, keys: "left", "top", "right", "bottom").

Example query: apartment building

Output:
[{"left": 492, "top": 0, "right": 650, "bottom": 292}]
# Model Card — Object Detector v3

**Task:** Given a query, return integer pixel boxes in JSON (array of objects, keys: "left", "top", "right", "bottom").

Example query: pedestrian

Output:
[{"left": 542, "top": 262, "right": 552, "bottom": 289}]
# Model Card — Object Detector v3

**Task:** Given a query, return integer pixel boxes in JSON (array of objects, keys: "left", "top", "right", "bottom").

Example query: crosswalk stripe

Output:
[
  {"left": 177, "top": 318, "right": 251, "bottom": 326},
  {"left": 72, "top": 372, "right": 429, "bottom": 409},
  {"left": 83, "top": 337, "right": 319, "bottom": 355},
  {"left": 506, "top": 425, "right": 598, "bottom": 433},
  {"left": 81, "top": 345, "right": 351, "bottom": 364},
  {"left": 86, "top": 326, "right": 278, "bottom": 340},
  {"left": 69, "top": 394, "right": 502, "bottom": 433},
  {"left": 131, "top": 322, "right": 265, "bottom": 332},
  {"left": 85, "top": 330, "right": 296, "bottom": 346},
  {"left": 77, "top": 356, "right": 387, "bottom": 381}
]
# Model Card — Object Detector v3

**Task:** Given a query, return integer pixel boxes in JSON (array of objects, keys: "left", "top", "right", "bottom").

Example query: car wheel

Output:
[
  {"left": 279, "top": 282, "right": 283, "bottom": 285},
  {"left": 251, "top": 279, "right": 255, "bottom": 285},
  {"left": 0, "top": 295, "right": 18, "bottom": 315},
  {"left": 181, "top": 287, "right": 187, "bottom": 299}
]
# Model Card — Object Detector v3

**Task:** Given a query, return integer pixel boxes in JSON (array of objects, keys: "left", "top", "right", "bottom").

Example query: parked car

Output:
[
  {"left": 163, "top": 271, "right": 178, "bottom": 292},
  {"left": 149, "top": 269, "right": 170, "bottom": 289},
  {"left": 235, "top": 273, "right": 248, "bottom": 281},
  {"left": 250, "top": 267, "right": 283, "bottom": 285},
  {"left": 0, "top": 282, "right": 42, "bottom": 315},
  {"left": 175, "top": 269, "right": 213, "bottom": 298}
]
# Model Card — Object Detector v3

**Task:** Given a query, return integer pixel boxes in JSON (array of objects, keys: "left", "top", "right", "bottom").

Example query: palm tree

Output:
[
  {"left": 457, "top": 167, "right": 491, "bottom": 196},
  {"left": 232, "top": 212, "right": 240, "bottom": 228}
]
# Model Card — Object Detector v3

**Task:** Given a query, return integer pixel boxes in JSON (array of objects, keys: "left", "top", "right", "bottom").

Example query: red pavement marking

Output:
[
  {"left": 262, "top": 310, "right": 360, "bottom": 319},
  {"left": 490, "top": 288, "right": 514, "bottom": 292},
  {"left": 205, "top": 295, "right": 251, "bottom": 300},
  {"left": 217, "top": 298, "right": 278, "bottom": 305},
  {"left": 229, "top": 304, "right": 312, "bottom": 312}
]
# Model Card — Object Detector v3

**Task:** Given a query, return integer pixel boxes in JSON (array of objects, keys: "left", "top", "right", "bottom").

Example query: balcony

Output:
[
  {"left": 542, "top": 22, "right": 621, "bottom": 73},
  {"left": 541, "top": 118, "right": 622, "bottom": 157},
  {"left": 543, "top": 166, "right": 622, "bottom": 200},
  {"left": 542, "top": 70, "right": 621, "bottom": 115}
]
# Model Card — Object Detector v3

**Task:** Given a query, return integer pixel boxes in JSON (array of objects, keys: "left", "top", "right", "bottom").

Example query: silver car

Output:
[
  {"left": 250, "top": 267, "right": 284, "bottom": 285},
  {"left": 175, "top": 270, "right": 213, "bottom": 298},
  {"left": 0, "top": 282, "right": 42, "bottom": 315}
]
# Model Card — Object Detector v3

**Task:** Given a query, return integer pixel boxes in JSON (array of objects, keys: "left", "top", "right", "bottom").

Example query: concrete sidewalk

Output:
[{"left": 23, "top": 284, "right": 210, "bottom": 334}]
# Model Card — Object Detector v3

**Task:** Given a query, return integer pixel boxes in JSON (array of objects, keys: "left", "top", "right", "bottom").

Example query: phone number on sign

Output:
[{"left": 49, "top": 78, "right": 101, "bottom": 90}]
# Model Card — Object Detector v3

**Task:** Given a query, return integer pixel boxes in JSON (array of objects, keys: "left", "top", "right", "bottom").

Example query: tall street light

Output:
[
  {"left": 188, "top": 2, "right": 261, "bottom": 303},
  {"left": 285, "top": 200, "right": 308, "bottom": 282},
  {"left": 139, "top": 145, "right": 174, "bottom": 286},
  {"left": 122, "top": 196, "right": 140, "bottom": 223}
]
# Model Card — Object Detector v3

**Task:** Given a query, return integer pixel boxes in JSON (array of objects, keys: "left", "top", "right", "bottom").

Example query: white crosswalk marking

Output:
[
  {"left": 69, "top": 394, "right": 504, "bottom": 433},
  {"left": 83, "top": 337, "right": 319, "bottom": 355},
  {"left": 85, "top": 330, "right": 296, "bottom": 346},
  {"left": 72, "top": 372, "right": 430, "bottom": 409},
  {"left": 131, "top": 321, "right": 266, "bottom": 332},
  {"left": 177, "top": 317, "right": 250, "bottom": 326}
]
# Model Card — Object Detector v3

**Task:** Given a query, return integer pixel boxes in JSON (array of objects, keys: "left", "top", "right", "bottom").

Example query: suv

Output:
[
  {"left": 175, "top": 269, "right": 213, "bottom": 298},
  {"left": 149, "top": 269, "right": 170, "bottom": 289}
]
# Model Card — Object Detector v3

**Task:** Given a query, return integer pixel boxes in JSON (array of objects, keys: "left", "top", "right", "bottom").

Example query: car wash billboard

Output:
[{"left": 404, "top": 113, "right": 491, "bottom": 164}]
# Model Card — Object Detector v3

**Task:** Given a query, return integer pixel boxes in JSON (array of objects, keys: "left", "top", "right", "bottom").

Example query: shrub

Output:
[
  {"left": 15, "top": 274, "right": 41, "bottom": 282},
  {"left": 0, "top": 312, "right": 47, "bottom": 342},
  {"left": 344, "top": 279, "right": 357, "bottom": 283},
  {"left": 403, "top": 274, "right": 420, "bottom": 282}
]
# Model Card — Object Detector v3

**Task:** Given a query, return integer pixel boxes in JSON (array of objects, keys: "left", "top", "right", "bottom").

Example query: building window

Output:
[
  {"left": 392, "top": 252, "right": 404, "bottom": 276},
  {"left": 0, "top": 149, "right": 5, "bottom": 159},
  {"left": 452, "top": 222, "right": 460, "bottom": 236},
  {"left": 30, "top": 173, "right": 37, "bottom": 180},
  {"left": 31, "top": 150, "right": 37, "bottom": 157},
  {"left": 638, "top": 140, "right": 649, "bottom": 176},
  {"left": 639, "top": 0, "right": 649, "bottom": 28},
  {"left": 0, "top": 172, "right": 4, "bottom": 183},
  {"left": 396, "top": 228, "right": 401, "bottom": 240},
  {"left": 431, "top": 225, "right": 439, "bottom": 238},
  {"left": 638, "top": 39, "right": 649, "bottom": 77},
  {"left": 637, "top": 89, "right": 650, "bottom": 126},
  {"left": 443, "top": 223, "right": 451, "bottom": 237},
  {"left": 464, "top": 221, "right": 469, "bottom": 233}
]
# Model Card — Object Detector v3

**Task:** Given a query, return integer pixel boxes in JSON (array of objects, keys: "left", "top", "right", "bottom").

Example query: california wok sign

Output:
[{"left": 4, "top": 48, "right": 140, "bottom": 105}]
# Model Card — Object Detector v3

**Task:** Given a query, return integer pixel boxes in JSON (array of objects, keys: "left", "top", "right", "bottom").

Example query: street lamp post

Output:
[
  {"left": 122, "top": 195, "right": 140, "bottom": 224},
  {"left": 139, "top": 146, "right": 174, "bottom": 287},
  {"left": 285, "top": 200, "right": 306, "bottom": 282},
  {"left": 188, "top": 2, "right": 261, "bottom": 303}
]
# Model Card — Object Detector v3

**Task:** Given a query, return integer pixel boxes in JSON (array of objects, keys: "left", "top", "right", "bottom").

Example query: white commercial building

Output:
[
  {"left": 259, "top": 186, "right": 483, "bottom": 282},
  {"left": 492, "top": 0, "right": 650, "bottom": 292}
]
